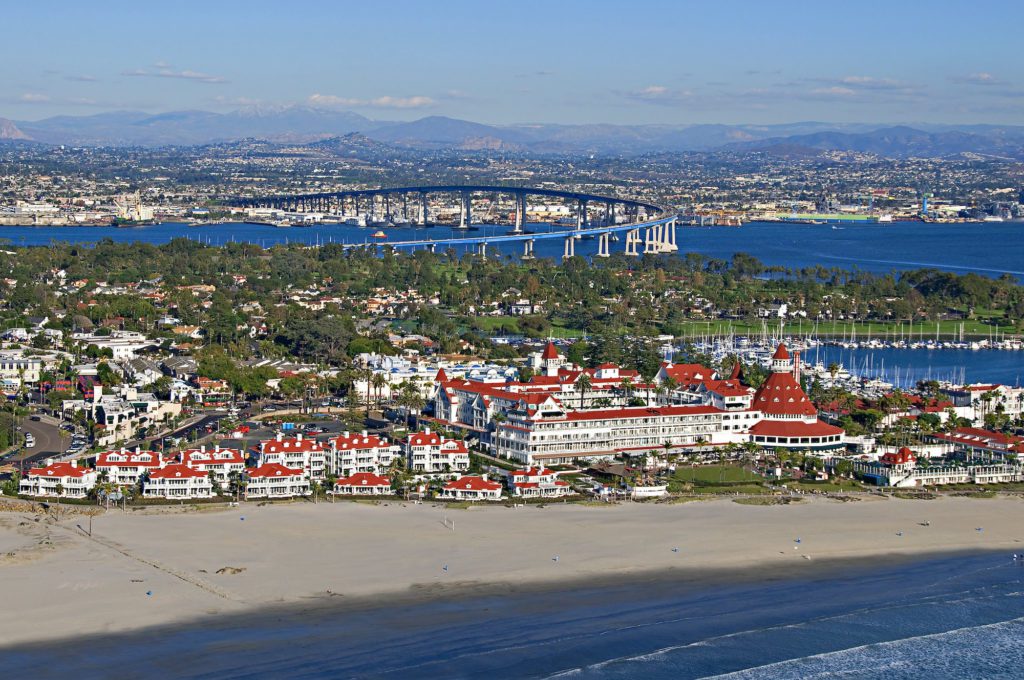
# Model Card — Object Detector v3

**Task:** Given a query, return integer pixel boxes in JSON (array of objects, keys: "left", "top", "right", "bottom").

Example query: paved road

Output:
[{"left": 21, "top": 417, "right": 65, "bottom": 456}]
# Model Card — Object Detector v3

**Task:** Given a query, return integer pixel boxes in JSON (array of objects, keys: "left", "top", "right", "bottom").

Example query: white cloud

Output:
[
  {"left": 307, "top": 93, "right": 436, "bottom": 109},
  {"left": 952, "top": 72, "right": 1000, "bottom": 85},
  {"left": 809, "top": 86, "right": 857, "bottom": 97},
  {"left": 123, "top": 67, "right": 228, "bottom": 84},
  {"left": 19, "top": 93, "right": 50, "bottom": 103}
]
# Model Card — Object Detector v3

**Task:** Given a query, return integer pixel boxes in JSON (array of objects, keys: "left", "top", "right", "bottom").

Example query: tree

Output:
[
  {"left": 576, "top": 372, "right": 592, "bottom": 410},
  {"left": 371, "top": 373, "right": 388, "bottom": 412}
]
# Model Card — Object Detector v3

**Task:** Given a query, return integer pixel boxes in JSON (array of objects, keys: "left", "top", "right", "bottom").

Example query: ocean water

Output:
[
  {"left": 1, "top": 220, "right": 1022, "bottom": 278},
  {"left": 8, "top": 552, "right": 1024, "bottom": 679},
  {"left": 807, "top": 346, "right": 1024, "bottom": 388}
]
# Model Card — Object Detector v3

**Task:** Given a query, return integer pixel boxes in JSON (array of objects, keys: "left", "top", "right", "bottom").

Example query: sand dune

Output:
[{"left": 2, "top": 495, "right": 1022, "bottom": 647}]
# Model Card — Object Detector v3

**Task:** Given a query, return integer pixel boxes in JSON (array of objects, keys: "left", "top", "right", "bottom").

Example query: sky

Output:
[{"left": 2, "top": 0, "right": 1022, "bottom": 126}]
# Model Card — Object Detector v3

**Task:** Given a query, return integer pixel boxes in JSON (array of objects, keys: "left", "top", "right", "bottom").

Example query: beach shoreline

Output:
[{"left": 2, "top": 495, "right": 1022, "bottom": 649}]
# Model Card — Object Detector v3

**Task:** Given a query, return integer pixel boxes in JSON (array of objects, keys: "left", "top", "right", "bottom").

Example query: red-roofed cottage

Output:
[
  {"left": 440, "top": 475, "right": 503, "bottom": 501},
  {"left": 332, "top": 472, "right": 393, "bottom": 496},
  {"left": 245, "top": 463, "right": 309, "bottom": 499},
  {"left": 20, "top": 460, "right": 97, "bottom": 498},
  {"left": 403, "top": 428, "right": 470, "bottom": 473},
  {"left": 143, "top": 463, "right": 213, "bottom": 499},
  {"left": 507, "top": 467, "right": 572, "bottom": 498}
]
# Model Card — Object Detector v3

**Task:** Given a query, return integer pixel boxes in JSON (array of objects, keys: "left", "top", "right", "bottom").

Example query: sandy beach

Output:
[{"left": 2, "top": 494, "right": 1023, "bottom": 648}]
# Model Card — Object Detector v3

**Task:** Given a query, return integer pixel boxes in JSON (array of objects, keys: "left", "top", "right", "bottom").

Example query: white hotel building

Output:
[{"left": 484, "top": 344, "right": 843, "bottom": 466}]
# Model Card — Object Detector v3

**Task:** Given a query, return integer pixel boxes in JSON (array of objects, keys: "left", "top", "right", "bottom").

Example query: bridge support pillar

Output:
[
  {"left": 563, "top": 235, "right": 575, "bottom": 260},
  {"left": 596, "top": 232, "right": 610, "bottom": 258},
  {"left": 644, "top": 227, "right": 657, "bottom": 254},
  {"left": 625, "top": 229, "right": 640, "bottom": 256},
  {"left": 420, "top": 193, "right": 429, "bottom": 226},
  {"left": 459, "top": 191, "right": 471, "bottom": 229},
  {"left": 428, "top": 243, "right": 436, "bottom": 253},
  {"left": 577, "top": 199, "right": 588, "bottom": 229},
  {"left": 477, "top": 242, "right": 487, "bottom": 259},
  {"left": 522, "top": 239, "right": 535, "bottom": 260},
  {"left": 511, "top": 193, "right": 526, "bottom": 234}
]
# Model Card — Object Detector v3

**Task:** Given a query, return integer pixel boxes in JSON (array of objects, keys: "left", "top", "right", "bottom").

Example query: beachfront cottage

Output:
[
  {"left": 331, "top": 472, "right": 393, "bottom": 496},
  {"left": 328, "top": 431, "right": 400, "bottom": 477},
  {"left": 179, "top": 445, "right": 246, "bottom": 483},
  {"left": 143, "top": 464, "right": 213, "bottom": 499},
  {"left": 258, "top": 433, "right": 327, "bottom": 480},
  {"left": 19, "top": 460, "right": 97, "bottom": 498},
  {"left": 245, "top": 463, "right": 309, "bottom": 499},
  {"left": 507, "top": 467, "right": 572, "bottom": 498},
  {"left": 403, "top": 428, "right": 470, "bottom": 474},
  {"left": 95, "top": 447, "right": 166, "bottom": 485},
  {"left": 440, "top": 475, "right": 503, "bottom": 501}
]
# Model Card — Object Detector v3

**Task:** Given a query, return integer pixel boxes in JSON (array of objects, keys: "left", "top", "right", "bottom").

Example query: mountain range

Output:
[{"left": 2, "top": 106, "right": 1024, "bottom": 159}]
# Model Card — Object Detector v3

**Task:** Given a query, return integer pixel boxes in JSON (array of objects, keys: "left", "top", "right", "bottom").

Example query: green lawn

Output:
[
  {"left": 671, "top": 316, "right": 1017, "bottom": 340},
  {"left": 675, "top": 464, "right": 763, "bottom": 484}
]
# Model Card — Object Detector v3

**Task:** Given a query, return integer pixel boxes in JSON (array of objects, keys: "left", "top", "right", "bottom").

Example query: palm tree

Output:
[
  {"left": 576, "top": 372, "right": 592, "bottom": 410},
  {"left": 619, "top": 377, "right": 633, "bottom": 402},
  {"left": 371, "top": 373, "right": 388, "bottom": 413},
  {"left": 663, "top": 376, "right": 679, "bottom": 404}
]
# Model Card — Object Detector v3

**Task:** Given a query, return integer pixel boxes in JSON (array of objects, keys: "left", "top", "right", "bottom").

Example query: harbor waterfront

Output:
[{"left": 0, "top": 219, "right": 1022, "bottom": 278}]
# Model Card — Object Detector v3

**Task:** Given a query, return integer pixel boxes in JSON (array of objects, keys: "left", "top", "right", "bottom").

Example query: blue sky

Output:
[{"left": 3, "top": 0, "right": 1022, "bottom": 125}]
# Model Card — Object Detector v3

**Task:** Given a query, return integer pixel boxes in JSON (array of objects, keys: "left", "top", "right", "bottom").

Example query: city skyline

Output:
[{"left": 3, "top": 0, "right": 1023, "bottom": 126}]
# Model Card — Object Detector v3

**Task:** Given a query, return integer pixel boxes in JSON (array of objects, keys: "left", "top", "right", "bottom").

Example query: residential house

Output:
[
  {"left": 331, "top": 472, "right": 392, "bottom": 496},
  {"left": 245, "top": 463, "right": 309, "bottom": 499},
  {"left": 440, "top": 475, "right": 502, "bottom": 501},
  {"left": 19, "top": 460, "right": 97, "bottom": 498}
]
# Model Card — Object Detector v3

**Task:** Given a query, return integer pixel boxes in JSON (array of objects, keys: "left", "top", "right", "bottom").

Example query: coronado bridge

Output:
[{"left": 228, "top": 185, "right": 677, "bottom": 259}]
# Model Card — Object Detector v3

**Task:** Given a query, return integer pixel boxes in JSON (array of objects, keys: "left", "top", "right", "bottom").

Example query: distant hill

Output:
[
  {"left": 0, "top": 117, "right": 32, "bottom": 141},
  {"left": 732, "top": 125, "right": 1024, "bottom": 159},
  {"left": 15, "top": 106, "right": 376, "bottom": 146},
  {"left": 8, "top": 108, "right": 1024, "bottom": 158}
]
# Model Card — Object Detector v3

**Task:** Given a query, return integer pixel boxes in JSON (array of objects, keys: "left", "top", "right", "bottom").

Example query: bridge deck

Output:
[
  {"left": 234, "top": 185, "right": 664, "bottom": 213},
  {"left": 349, "top": 216, "right": 675, "bottom": 249}
]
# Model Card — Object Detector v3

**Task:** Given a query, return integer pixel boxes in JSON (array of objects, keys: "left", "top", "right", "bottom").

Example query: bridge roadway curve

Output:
[
  {"left": 230, "top": 184, "right": 665, "bottom": 214},
  {"left": 368, "top": 215, "right": 677, "bottom": 250}
]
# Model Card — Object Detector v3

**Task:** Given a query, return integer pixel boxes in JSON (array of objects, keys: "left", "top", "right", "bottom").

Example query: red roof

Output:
[
  {"left": 704, "top": 379, "right": 751, "bottom": 397},
  {"left": 149, "top": 464, "right": 208, "bottom": 480},
  {"left": 332, "top": 433, "right": 390, "bottom": 451},
  {"left": 180, "top": 447, "right": 244, "bottom": 465},
  {"left": 435, "top": 368, "right": 448, "bottom": 382},
  {"left": 541, "top": 341, "right": 560, "bottom": 360},
  {"left": 335, "top": 472, "right": 391, "bottom": 488},
  {"left": 248, "top": 463, "right": 304, "bottom": 478},
  {"left": 96, "top": 450, "right": 163, "bottom": 468},
  {"left": 509, "top": 467, "right": 556, "bottom": 478},
  {"left": 260, "top": 437, "right": 324, "bottom": 454},
  {"left": 753, "top": 371, "right": 816, "bottom": 417},
  {"left": 772, "top": 343, "right": 791, "bottom": 360},
  {"left": 660, "top": 362, "right": 714, "bottom": 385},
  {"left": 406, "top": 432, "right": 468, "bottom": 453},
  {"left": 443, "top": 476, "right": 501, "bottom": 491},
  {"left": 881, "top": 447, "right": 916, "bottom": 465},
  {"left": 748, "top": 419, "right": 843, "bottom": 438},
  {"left": 28, "top": 462, "right": 90, "bottom": 478}
]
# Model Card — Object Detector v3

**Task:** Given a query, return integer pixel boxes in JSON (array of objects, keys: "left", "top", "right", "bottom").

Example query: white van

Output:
[{"left": 24, "top": 433, "right": 35, "bottom": 448}]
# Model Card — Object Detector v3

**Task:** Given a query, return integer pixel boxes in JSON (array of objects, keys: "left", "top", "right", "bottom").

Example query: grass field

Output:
[{"left": 670, "top": 317, "right": 1016, "bottom": 340}]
